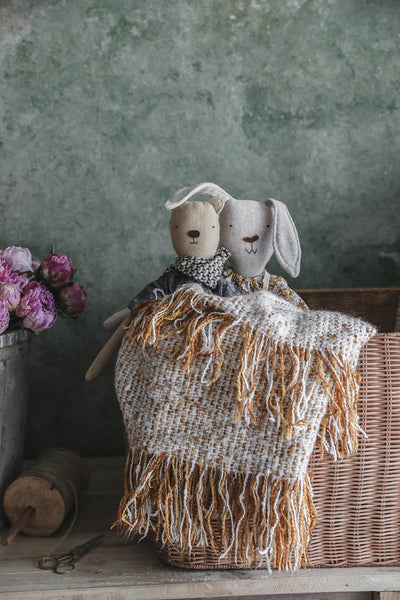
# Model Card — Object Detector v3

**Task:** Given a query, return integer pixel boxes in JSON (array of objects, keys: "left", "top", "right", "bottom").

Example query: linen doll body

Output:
[{"left": 86, "top": 195, "right": 237, "bottom": 380}]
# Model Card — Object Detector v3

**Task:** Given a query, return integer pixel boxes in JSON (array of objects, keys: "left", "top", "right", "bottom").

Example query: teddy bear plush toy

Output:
[
  {"left": 85, "top": 184, "right": 238, "bottom": 380},
  {"left": 127, "top": 184, "right": 238, "bottom": 308},
  {"left": 175, "top": 183, "right": 307, "bottom": 307}
]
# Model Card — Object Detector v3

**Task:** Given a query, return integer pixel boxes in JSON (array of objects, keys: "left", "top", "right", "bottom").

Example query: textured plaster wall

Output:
[{"left": 0, "top": 0, "right": 399, "bottom": 457}]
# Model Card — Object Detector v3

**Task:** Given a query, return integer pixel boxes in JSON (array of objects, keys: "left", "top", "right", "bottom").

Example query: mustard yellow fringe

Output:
[
  {"left": 127, "top": 286, "right": 361, "bottom": 461},
  {"left": 115, "top": 447, "right": 317, "bottom": 571}
]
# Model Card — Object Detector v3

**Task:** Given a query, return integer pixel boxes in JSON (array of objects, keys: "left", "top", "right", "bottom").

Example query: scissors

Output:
[{"left": 38, "top": 534, "right": 104, "bottom": 574}]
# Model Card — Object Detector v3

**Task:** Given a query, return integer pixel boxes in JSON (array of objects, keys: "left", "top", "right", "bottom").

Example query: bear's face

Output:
[
  {"left": 220, "top": 199, "right": 273, "bottom": 277},
  {"left": 170, "top": 201, "right": 220, "bottom": 259}
]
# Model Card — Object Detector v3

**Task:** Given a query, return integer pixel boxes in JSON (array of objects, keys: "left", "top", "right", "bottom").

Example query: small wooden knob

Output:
[{"left": 3, "top": 475, "right": 66, "bottom": 537}]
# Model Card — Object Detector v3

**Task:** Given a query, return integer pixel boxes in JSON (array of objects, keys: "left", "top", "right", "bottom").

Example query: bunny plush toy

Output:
[
  {"left": 222, "top": 191, "right": 307, "bottom": 307},
  {"left": 128, "top": 183, "right": 239, "bottom": 309}
]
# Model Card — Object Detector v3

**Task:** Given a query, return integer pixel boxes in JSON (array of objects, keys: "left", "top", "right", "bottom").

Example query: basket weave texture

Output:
[
  {"left": 152, "top": 287, "right": 400, "bottom": 569},
  {"left": 305, "top": 288, "right": 400, "bottom": 568}
]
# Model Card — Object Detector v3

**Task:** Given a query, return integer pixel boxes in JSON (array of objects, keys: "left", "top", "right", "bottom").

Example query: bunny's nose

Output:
[
  {"left": 243, "top": 235, "right": 259, "bottom": 243},
  {"left": 188, "top": 230, "right": 200, "bottom": 238}
]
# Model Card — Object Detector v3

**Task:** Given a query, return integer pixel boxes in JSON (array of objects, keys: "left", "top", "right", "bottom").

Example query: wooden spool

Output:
[{"left": 2, "top": 447, "right": 89, "bottom": 538}]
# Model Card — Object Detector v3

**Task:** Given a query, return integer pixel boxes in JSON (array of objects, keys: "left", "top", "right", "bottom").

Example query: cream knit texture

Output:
[{"left": 115, "top": 284, "right": 376, "bottom": 571}]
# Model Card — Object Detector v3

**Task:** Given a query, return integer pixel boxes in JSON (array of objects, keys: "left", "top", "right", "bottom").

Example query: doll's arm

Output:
[
  {"left": 127, "top": 273, "right": 174, "bottom": 310},
  {"left": 86, "top": 274, "right": 173, "bottom": 381},
  {"left": 102, "top": 275, "right": 172, "bottom": 331},
  {"left": 103, "top": 308, "right": 131, "bottom": 330},
  {"left": 85, "top": 314, "right": 131, "bottom": 381}
]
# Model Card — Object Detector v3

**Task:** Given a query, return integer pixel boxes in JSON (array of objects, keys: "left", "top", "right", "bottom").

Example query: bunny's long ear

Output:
[
  {"left": 165, "top": 182, "right": 234, "bottom": 209},
  {"left": 266, "top": 198, "right": 301, "bottom": 278}
]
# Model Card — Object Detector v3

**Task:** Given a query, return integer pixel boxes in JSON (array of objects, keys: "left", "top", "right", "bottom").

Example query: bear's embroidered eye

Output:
[
  {"left": 175, "top": 225, "right": 178, "bottom": 229},
  {"left": 212, "top": 226, "right": 215, "bottom": 229},
  {"left": 229, "top": 224, "right": 233, "bottom": 228},
  {"left": 267, "top": 224, "right": 270, "bottom": 228}
]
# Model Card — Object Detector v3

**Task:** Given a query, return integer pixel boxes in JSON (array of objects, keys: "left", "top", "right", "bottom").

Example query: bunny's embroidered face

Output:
[
  {"left": 170, "top": 198, "right": 223, "bottom": 259},
  {"left": 220, "top": 197, "right": 301, "bottom": 278},
  {"left": 219, "top": 199, "right": 273, "bottom": 277}
]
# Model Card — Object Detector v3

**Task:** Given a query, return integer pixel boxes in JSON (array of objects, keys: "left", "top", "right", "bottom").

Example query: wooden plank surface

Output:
[{"left": 0, "top": 456, "right": 399, "bottom": 599}]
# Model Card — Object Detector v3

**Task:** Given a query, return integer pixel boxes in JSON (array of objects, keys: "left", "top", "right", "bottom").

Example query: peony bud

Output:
[
  {"left": 40, "top": 253, "right": 76, "bottom": 288},
  {"left": 59, "top": 282, "right": 87, "bottom": 316},
  {"left": 1, "top": 246, "right": 34, "bottom": 274}
]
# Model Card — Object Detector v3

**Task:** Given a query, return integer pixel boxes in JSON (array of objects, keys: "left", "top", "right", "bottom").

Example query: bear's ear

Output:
[{"left": 207, "top": 196, "right": 225, "bottom": 215}]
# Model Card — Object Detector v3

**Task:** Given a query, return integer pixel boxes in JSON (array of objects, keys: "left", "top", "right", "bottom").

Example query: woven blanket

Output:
[{"left": 114, "top": 285, "right": 376, "bottom": 571}]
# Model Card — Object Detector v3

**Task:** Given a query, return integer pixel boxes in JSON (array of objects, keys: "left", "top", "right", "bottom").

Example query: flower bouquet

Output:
[{"left": 0, "top": 246, "right": 87, "bottom": 334}]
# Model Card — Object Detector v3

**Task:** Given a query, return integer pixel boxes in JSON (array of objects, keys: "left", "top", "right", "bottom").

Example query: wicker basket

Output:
[
  {"left": 151, "top": 287, "right": 400, "bottom": 569},
  {"left": 303, "top": 287, "right": 400, "bottom": 568}
]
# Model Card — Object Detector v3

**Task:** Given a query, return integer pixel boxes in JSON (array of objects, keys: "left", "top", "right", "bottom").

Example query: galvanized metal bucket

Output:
[{"left": 0, "top": 329, "right": 32, "bottom": 529}]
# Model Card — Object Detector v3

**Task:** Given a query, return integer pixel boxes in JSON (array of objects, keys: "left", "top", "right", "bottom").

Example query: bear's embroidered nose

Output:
[
  {"left": 188, "top": 230, "right": 200, "bottom": 238},
  {"left": 243, "top": 235, "right": 259, "bottom": 243}
]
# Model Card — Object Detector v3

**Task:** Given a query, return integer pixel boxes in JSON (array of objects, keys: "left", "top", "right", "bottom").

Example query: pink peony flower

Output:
[
  {"left": 59, "top": 283, "right": 87, "bottom": 316},
  {"left": 0, "top": 257, "right": 12, "bottom": 282},
  {"left": 16, "top": 281, "right": 56, "bottom": 332},
  {"left": 0, "top": 299, "right": 10, "bottom": 333},
  {"left": 8, "top": 272, "right": 30, "bottom": 292},
  {"left": 0, "top": 283, "right": 20, "bottom": 311},
  {"left": 40, "top": 253, "right": 76, "bottom": 288},
  {"left": 1, "top": 246, "right": 34, "bottom": 274}
]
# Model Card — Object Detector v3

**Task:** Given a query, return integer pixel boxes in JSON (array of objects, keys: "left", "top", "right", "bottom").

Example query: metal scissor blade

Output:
[{"left": 71, "top": 533, "right": 105, "bottom": 560}]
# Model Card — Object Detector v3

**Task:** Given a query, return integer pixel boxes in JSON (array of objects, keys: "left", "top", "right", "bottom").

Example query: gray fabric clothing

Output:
[{"left": 128, "top": 269, "right": 239, "bottom": 310}]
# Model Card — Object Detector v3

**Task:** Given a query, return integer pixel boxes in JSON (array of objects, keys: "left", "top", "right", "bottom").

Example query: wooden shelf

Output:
[{"left": 0, "top": 456, "right": 399, "bottom": 599}]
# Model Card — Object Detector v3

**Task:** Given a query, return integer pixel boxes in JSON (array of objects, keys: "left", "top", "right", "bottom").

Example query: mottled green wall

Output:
[{"left": 0, "top": 0, "right": 399, "bottom": 456}]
